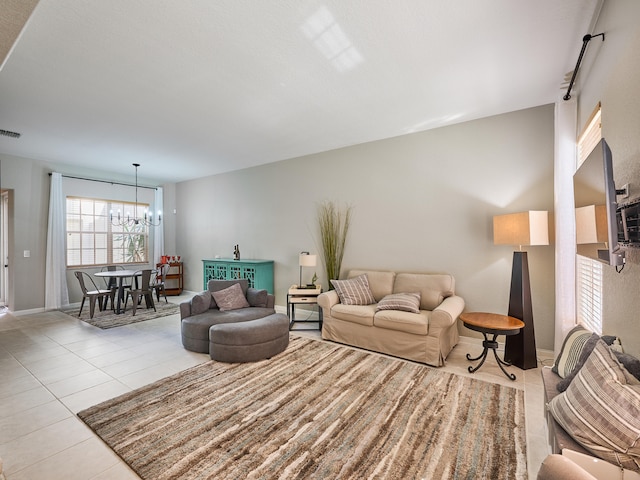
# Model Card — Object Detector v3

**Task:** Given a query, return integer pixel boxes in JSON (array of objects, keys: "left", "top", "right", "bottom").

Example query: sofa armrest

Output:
[
  {"left": 179, "top": 300, "right": 192, "bottom": 320},
  {"left": 537, "top": 454, "right": 598, "bottom": 480},
  {"left": 430, "top": 295, "right": 465, "bottom": 330},
  {"left": 317, "top": 290, "right": 340, "bottom": 313}
]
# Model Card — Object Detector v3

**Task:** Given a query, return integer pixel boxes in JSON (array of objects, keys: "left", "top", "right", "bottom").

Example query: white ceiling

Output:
[{"left": 0, "top": 0, "right": 600, "bottom": 184}]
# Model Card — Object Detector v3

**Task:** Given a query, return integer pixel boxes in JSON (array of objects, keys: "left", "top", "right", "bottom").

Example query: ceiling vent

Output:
[{"left": 0, "top": 129, "right": 21, "bottom": 139}]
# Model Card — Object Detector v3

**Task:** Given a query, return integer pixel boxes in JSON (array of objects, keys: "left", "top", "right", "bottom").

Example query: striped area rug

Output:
[
  {"left": 78, "top": 337, "right": 527, "bottom": 479},
  {"left": 62, "top": 301, "right": 179, "bottom": 329}
]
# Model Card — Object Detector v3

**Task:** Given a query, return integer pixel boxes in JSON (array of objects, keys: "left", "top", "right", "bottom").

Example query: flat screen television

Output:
[{"left": 573, "top": 138, "right": 625, "bottom": 267}]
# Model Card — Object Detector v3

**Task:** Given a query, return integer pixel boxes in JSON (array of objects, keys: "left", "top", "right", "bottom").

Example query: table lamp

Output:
[
  {"left": 298, "top": 252, "right": 317, "bottom": 289},
  {"left": 493, "top": 211, "right": 549, "bottom": 369}
]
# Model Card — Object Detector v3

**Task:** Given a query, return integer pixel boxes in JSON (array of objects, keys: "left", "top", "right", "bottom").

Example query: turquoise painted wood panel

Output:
[{"left": 202, "top": 259, "right": 274, "bottom": 294}]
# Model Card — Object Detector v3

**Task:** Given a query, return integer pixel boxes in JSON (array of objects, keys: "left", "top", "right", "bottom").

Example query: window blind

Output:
[{"left": 576, "top": 254, "right": 603, "bottom": 334}]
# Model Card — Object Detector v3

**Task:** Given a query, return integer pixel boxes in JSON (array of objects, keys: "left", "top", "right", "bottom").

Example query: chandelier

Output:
[{"left": 110, "top": 163, "right": 162, "bottom": 227}]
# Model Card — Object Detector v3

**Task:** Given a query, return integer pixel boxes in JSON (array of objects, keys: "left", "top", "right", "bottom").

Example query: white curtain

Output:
[
  {"left": 45, "top": 172, "right": 69, "bottom": 309},
  {"left": 553, "top": 99, "right": 578, "bottom": 354},
  {"left": 153, "top": 186, "right": 165, "bottom": 266}
]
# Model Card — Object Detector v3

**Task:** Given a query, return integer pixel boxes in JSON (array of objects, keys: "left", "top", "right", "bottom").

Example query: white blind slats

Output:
[{"left": 576, "top": 255, "right": 603, "bottom": 334}]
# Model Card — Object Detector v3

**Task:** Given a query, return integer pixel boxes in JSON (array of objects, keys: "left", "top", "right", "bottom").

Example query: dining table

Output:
[{"left": 94, "top": 269, "right": 144, "bottom": 314}]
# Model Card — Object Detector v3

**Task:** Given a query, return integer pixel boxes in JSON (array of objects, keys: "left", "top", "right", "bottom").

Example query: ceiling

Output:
[{"left": 0, "top": 0, "right": 600, "bottom": 184}]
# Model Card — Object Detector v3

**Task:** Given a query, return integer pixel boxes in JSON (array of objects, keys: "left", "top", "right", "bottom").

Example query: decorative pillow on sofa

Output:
[
  {"left": 557, "top": 333, "right": 623, "bottom": 392},
  {"left": 375, "top": 292, "right": 421, "bottom": 314},
  {"left": 330, "top": 274, "right": 376, "bottom": 305},
  {"left": 556, "top": 333, "right": 600, "bottom": 392},
  {"left": 552, "top": 324, "right": 592, "bottom": 378},
  {"left": 191, "top": 291, "right": 213, "bottom": 315},
  {"left": 548, "top": 340, "right": 640, "bottom": 471},
  {"left": 211, "top": 283, "right": 250, "bottom": 312},
  {"left": 246, "top": 288, "right": 268, "bottom": 307}
]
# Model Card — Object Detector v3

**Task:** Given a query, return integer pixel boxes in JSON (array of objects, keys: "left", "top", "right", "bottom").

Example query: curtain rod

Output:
[
  {"left": 563, "top": 32, "right": 605, "bottom": 101},
  {"left": 48, "top": 172, "right": 158, "bottom": 190}
]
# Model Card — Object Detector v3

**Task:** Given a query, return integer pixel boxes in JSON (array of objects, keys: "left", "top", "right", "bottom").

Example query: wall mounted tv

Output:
[{"left": 573, "top": 138, "right": 625, "bottom": 267}]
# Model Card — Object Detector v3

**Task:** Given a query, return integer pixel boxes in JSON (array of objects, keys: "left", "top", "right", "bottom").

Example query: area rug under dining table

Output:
[
  {"left": 78, "top": 336, "right": 528, "bottom": 479},
  {"left": 63, "top": 301, "right": 179, "bottom": 329}
]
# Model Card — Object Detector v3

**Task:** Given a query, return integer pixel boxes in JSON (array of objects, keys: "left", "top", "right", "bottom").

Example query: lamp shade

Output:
[
  {"left": 493, "top": 211, "right": 549, "bottom": 248},
  {"left": 299, "top": 253, "right": 317, "bottom": 267},
  {"left": 575, "top": 205, "right": 607, "bottom": 244}
]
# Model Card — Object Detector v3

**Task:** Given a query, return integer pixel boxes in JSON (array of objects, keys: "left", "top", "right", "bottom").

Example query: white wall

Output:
[
  {"left": 578, "top": 0, "right": 640, "bottom": 357},
  {"left": 176, "top": 104, "right": 557, "bottom": 350}
]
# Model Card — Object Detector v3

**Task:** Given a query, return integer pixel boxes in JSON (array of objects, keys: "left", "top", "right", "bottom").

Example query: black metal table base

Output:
[{"left": 466, "top": 332, "right": 517, "bottom": 381}]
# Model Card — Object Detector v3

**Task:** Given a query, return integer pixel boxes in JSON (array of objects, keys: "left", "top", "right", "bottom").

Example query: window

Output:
[
  {"left": 66, "top": 196, "right": 148, "bottom": 267},
  {"left": 575, "top": 102, "right": 603, "bottom": 333},
  {"left": 577, "top": 102, "right": 601, "bottom": 167},
  {"left": 576, "top": 255, "right": 603, "bottom": 334}
]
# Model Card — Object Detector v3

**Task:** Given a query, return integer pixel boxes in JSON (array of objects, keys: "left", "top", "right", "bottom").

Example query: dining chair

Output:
[
  {"left": 151, "top": 263, "right": 168, "bottom": 303},
  {"left": 75, "top": 271, "right": 113, "bottom": 319},
  {"left": 123, "top": 269, "right": 156, "bottom": 316}
]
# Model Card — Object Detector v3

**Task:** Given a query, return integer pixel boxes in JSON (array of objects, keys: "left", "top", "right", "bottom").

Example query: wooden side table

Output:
[
  {"left": 156, "top": 262, "right": 183, "bottom": 295},
  {"left": 460, "top": 312, "right": 525, "bottom": 381},
  {"left": 287, "top": 285, "right": 323, "bottom": 331}
]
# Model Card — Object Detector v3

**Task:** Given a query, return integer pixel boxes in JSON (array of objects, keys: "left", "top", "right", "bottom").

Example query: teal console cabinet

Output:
[{"left": 202, "top": 259, "right": 274, "bottom": 294}]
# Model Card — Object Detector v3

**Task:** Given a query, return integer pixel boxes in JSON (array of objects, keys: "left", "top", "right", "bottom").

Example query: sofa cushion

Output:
[
  {"left": 548, "top": 340, "right": 640, "bottom": 471},
  {"left": 246, "top": 288, "right": 268, "bottom": 307},
  {"left": 331, "top": 274, "right": 376, "bottom": 305},
  {"left": 376, "top": 292, "right": 421, "bottom": 314},
  {"left": 191, "top": 290, "right": 213, "bottom": 315},
  {"left": 552, "top": 324, "right": 592, "bottom": 378},
  {"left": 182, "top": 307, "right": 277, "bottom": 350},
  {"left": 393, "top": 274, "right": 454, "bottom": 311},
  {"left": 615, "top": 351, "right": 640, "bottom": 382},
  {"left": 330, "top": 304, "right": 376, "bottom": 326},
  {"left": 212, "top": 283, "right": 250, "bottom": 312},
  {"left": 374, "top": 310, "right": 429, "bottom": 335},
  {"left": 348, "top": 270, "right": 395, "bottom": 301}
]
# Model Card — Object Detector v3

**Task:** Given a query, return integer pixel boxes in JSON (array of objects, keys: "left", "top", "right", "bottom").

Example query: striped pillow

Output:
[
  {"left": 548, "top": 340, "right": 640, "bottom": 471},
  {"left": 376, "top": 293, "right": 421, "bottom": 314},
  {"left": 552, "top": 325, "right": 592, "bottom": 378},
  {"left": 331, "top": 274, "right": 376, "bottom": 305}
]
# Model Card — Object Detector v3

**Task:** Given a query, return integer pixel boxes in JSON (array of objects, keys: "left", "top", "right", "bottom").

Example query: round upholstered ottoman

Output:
[{"left": 209, "top": 313, "right": 290, "bottom": 362}]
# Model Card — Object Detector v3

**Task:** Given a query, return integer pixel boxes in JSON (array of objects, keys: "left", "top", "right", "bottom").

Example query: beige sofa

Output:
[{"left": 317, "top": 269, "right": 464, "bottom": 366}]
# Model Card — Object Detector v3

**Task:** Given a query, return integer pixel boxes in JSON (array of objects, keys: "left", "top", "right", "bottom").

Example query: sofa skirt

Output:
[{"left": 321, "top": 316, "right": 458, "bottom": 367}]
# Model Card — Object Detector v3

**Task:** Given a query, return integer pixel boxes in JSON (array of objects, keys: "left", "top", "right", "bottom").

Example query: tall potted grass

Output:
[{"left": 317, "top": 201, "right": 352, "bottom": 289}]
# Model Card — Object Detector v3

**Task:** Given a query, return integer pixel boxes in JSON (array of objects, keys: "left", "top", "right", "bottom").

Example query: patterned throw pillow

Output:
[
  {"left": 330, "top": 274, "right": 376, "bottom": 305},
  {"left": 375, "top": 293, "right": 421, "bottom": 314},
  {"left": 548, "top": 340, "right": 640, "bottom": 471},
  {"left": 552, "top": 325, "right": 592, "bottom": 378},
  {"left": 557, "top": 334, "right": 624, "bottom": 392},
  {"left": 211, "top": 283, "right": 250, "bottom": 312},
  {"left": 556, "top": 333, "right": 600, "bottom": 392}
]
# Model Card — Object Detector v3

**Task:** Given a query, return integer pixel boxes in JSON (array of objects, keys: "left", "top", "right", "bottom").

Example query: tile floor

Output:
[{"left": 0, "top": 297, "right": 551, "bottom": 479}]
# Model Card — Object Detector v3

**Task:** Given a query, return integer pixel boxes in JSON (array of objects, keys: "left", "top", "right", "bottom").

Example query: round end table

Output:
[{"left": 460, "top": 312, "right": 525, "bottom": 381}]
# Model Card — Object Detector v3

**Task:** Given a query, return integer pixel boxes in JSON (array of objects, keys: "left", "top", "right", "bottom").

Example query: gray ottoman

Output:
[{"left": 209, "top": 313, "right": 290, "bottom": 362}]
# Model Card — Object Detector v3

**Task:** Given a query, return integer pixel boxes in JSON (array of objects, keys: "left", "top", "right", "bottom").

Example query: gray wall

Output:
[
  {"left": 578, "top": 0, "right": 640, "bottom": 357},
  {"left": 176, "top": 105, "right": 557, "bottom": 350}
]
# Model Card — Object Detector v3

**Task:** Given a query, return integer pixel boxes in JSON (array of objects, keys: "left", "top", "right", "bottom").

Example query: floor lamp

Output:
[{"left": 493, "top": 211, "right": 549, "bottom": 370}]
